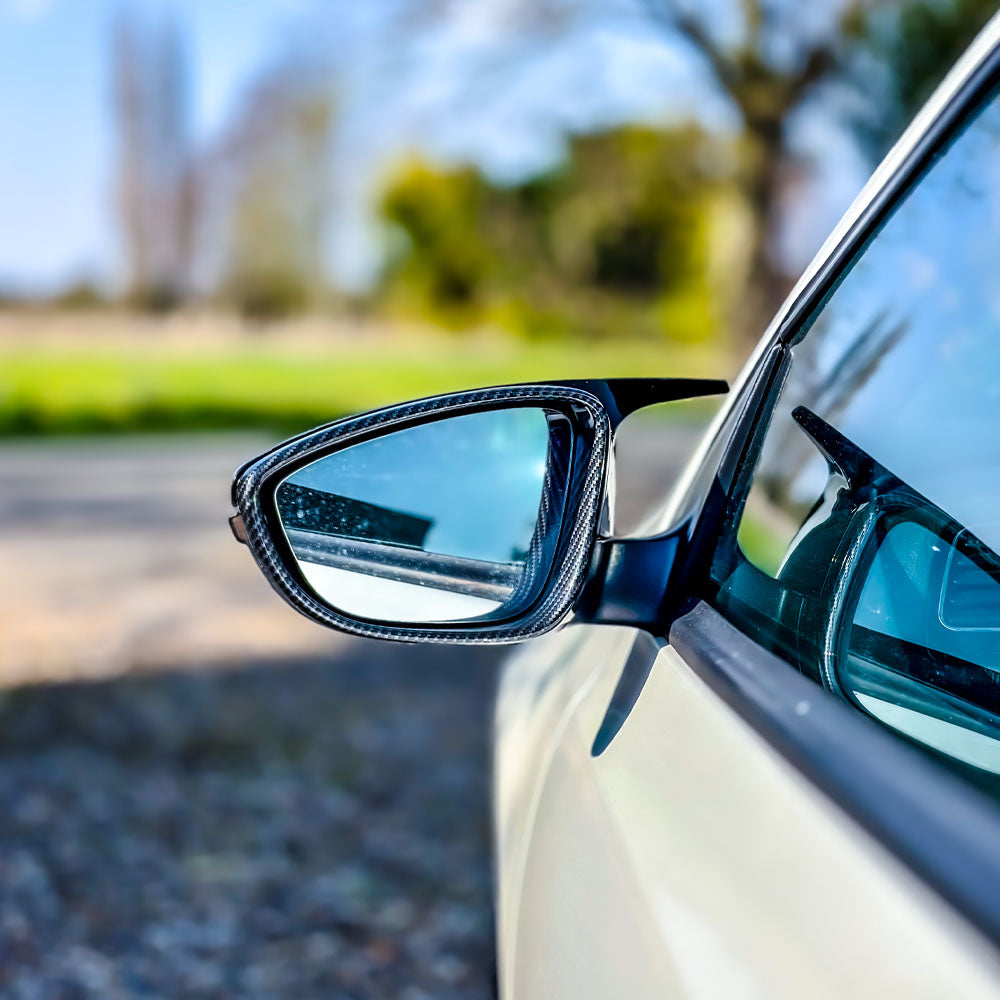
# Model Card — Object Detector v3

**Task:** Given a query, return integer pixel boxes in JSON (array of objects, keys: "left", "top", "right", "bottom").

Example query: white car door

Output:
[{"left": 495, "top": 623, "right": 1000, "bottom": 998}]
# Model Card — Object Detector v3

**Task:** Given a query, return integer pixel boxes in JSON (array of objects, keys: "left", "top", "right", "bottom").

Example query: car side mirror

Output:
[{"left": 230, "top": 378, "right": 726, "bottom": 643}]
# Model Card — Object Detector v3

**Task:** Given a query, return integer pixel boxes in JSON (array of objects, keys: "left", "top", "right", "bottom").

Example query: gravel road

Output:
[{"left": 0, "top": 419, "right": 704, "bottom": 999}]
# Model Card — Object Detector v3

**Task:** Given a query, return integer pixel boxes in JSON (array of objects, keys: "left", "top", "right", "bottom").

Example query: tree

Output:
[
  {"left": 213, "top": 65, "right": 336, "bottom": 320},
  {"left": 379, "top": 124, "right": 747, "bottom": 341},
  {"left": 111, "top": 12, "right": 196, "bottom": 308},
  {"left": 640, "top": 0, "right": 995, "bottom": 337},
  {"left": 640, "top": 0, "right": 865, "bottom": 333}
]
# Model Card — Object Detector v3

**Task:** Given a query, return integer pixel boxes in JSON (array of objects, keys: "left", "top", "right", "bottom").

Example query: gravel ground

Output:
[
  {"left": 0, "top": 421, "right": 704, "bottom": 998},
  {"left": 0, "top": 642, "right": 504, "bottom": 999}
]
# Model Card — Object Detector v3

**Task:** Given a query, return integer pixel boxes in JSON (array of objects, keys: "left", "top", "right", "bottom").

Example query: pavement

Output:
[
  {"left": 0, "top": 435, "right": 341, "bottom": 685},
  {"left": 0, "top": 420, "right": 704, "bottom": 999}
]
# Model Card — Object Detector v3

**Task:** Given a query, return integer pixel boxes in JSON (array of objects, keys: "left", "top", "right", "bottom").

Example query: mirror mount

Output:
[
  {"left": 576, "top": 532, "right": 687, "bottom": 631},
  {"left": 553, "top": 377, "right": 729, "bottom": 428}
]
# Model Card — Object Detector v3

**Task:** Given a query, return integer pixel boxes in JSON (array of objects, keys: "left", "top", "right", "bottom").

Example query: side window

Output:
[{"left": 710, "top": 85, "right": 1000, "bottom": 775}]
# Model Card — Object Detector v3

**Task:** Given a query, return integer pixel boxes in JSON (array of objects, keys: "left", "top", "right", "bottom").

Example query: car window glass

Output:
[{"left": 710, "top": 84, "right": 1000, "bottom": 776}]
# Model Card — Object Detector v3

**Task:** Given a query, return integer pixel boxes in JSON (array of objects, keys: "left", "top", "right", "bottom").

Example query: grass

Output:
[
  {"left": 735, "top": 513, "right": 790, "bottom": 578},
  {"left": 0, "top": 334, "right": 730, "bottom": 437}
]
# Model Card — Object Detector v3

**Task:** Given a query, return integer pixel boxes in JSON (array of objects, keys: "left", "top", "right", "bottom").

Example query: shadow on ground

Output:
[{"left": 0, "top": 641, "right": 504, "bottom": 1000}]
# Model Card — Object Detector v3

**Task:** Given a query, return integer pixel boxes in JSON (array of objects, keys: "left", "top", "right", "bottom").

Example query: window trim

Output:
[{"left": 671, "top": 601, "right": 1000, "bottom": 949}]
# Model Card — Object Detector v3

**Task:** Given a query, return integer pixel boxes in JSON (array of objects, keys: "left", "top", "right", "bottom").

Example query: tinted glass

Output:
[
  {"left": 844, "top": 516, "right": 1000, "bottom": 772},
  {"left": 711, "top": 85, "right": 1000, "bottom": 773}
]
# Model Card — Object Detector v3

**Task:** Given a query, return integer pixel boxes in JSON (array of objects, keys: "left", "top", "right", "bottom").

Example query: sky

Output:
[
  {"left": 0, "top": 0, "right": 864, "bottom": 294},
  {"left": 0, "top": 0, "right": 340, "bottom": 293}
]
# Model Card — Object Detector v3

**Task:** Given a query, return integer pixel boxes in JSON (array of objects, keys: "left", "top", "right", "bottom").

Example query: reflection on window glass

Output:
[
  {"left": 712, "top": 85, "right": 1000, "bottom": 775},
  {"left": 741, "top": 93, "right": 1000, "bottom": 577},
  {"left": 845, "top": 518, "right": 1000, "bottom": 773}
]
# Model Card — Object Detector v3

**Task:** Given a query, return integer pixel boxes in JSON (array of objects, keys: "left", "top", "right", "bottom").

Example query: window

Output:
[{"left": 710, "top": 82, "right": 1000, "bottom": 776}]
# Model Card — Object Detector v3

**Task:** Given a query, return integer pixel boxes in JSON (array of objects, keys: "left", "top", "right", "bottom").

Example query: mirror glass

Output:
[
  {"left": 841, "top": 515, "right": 1000, "bottom": 773},
  {"left": 274, "top": 407, "right": 566, "bottom": 624}
]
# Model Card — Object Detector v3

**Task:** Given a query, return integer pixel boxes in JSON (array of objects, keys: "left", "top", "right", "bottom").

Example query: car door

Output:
[{"left": 494, "top": 16, "right": 1000, "bottom": 999}]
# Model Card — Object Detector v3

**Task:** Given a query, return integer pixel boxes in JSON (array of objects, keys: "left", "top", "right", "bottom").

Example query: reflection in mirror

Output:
[
  {"left": 274, "top": 407, "right": 567, "bottom": 624},
  {"left": 842, "top": 516, "right": 1000, "bottom": 774}
]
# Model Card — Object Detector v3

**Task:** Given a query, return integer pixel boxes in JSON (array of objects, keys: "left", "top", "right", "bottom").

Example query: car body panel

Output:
[
  {"left": 495, "top": 624, "right": 1000, "bottom": 998},
  {"left": 493, "top": 626, "right": 636, "bottom": 990}
]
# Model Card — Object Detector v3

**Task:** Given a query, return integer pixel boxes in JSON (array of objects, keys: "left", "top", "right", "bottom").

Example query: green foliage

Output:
[
  {"left": 226, "top": 269, "right": 312, "bottom": 322},
  {"left": 128, "top": 283, "right": 185, "bottom": 314},
  {"left": 849, "top": 0, "right": 997, "bottom": 156},
  {"left": 50, "top": 282, "right": 109, "bottom": 310},
  {"left": 381, "top": 162, "right": 493, "bottom": 323},
  {"left": 0, "top": 336, "right": 724, "bottom": 437},
  {"left": 379, "top": 125, "right": 742, "bottom": 343}
]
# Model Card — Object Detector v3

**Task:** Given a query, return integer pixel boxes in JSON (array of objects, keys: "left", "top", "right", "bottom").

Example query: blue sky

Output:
[
  {"left": 0, "top": 0, "right": 861, "bottom": 294},
  {"left": 0, "top": 0, "right": 341, "bottom": 292}
]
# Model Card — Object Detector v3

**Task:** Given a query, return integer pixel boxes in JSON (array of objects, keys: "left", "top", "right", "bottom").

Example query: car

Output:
[{"left": 230, "top": 15, "right": 1000, "bottom": 998}]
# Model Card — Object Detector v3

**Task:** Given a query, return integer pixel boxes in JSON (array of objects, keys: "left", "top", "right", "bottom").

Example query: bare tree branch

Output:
[
  {"left": 741, "top": 0, "right": 763, "bottom": 49},
  {"left": 639, "top": 0, "right": 747, "bottom": 111}
]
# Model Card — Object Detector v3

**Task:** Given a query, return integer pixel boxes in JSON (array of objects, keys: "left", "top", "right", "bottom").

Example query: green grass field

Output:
[{"left": 0, "top": 336, "right": 730, "bottom": 436}]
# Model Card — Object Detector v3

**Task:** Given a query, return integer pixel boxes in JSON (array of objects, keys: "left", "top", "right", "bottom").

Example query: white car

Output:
[{"left": 232, "top": 17, "right": 1000, "bottom": 997}]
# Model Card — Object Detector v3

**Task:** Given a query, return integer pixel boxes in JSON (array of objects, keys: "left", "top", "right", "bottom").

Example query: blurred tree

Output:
[
  {"left": 641, "top": 0, "right": 995, "bottom": 335},
  {"left": 111, "top": 13, "right": 196, "bottom": 310},
  {"left": 380, "top": 125, "right": 749, "bottom": 342},
  {"left": 846, "top": 0, "right": 997, "bottom": 155},
  {"left": 112, "top": 14, "right": 147, "bottom": 300},
  {"left": 399, "top": 0, "right": 993, "bottom": 345},
  {"left": 50, "top": 281, "right": 108, "bottom": 311},
  {"left": 217, "top": 68, "right": 336, "bottom": 321},
  {"left": 643, "top": 0, "right": 847, "bottom": 326},
  {"left": 111, "top": 12, "right": 337, "bottom": 319}
]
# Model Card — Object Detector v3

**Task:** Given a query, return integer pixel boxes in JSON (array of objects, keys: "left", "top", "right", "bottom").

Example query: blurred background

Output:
[{"left": 0, "top": 0, "right": 994, "bottom": 996}]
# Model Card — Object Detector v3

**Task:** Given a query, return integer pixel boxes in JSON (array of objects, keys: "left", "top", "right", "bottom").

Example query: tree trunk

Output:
[{"left": 738, "top": 124, "right": 795, "bottom": 353}]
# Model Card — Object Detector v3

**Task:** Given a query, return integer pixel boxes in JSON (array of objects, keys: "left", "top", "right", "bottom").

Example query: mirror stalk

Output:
[{"left": 576, "top": 530, "right": 686, "bottom": 631}]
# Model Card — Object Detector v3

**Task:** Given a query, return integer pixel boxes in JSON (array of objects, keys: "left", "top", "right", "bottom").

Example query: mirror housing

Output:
[{"left": 231, "top": 378, "right": 727, "bottom": 643}]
